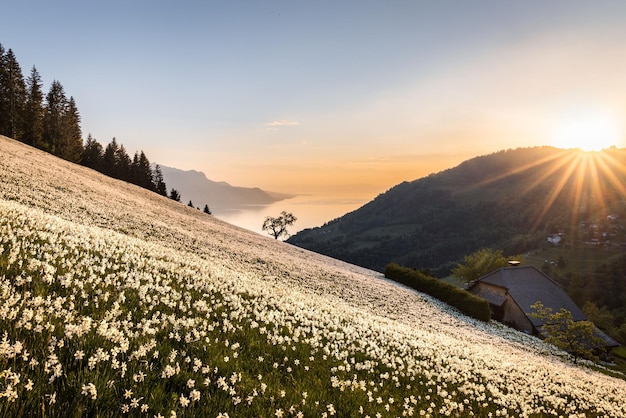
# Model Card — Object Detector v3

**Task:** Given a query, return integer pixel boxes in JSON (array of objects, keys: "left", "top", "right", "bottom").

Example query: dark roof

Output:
[
  {"left": 594, "top": 327, "right": 621, "bottom": 348},
  {"left": 474, "top": 266, "right": 586, "bottom": 328},
  {"left": 480, "top": 291, "right": 507, "bottom": 307}
]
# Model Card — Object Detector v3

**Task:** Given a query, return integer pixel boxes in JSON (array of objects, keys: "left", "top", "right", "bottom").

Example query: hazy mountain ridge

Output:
[
  {"left": 158, "top": 164, "right": 292, "bottom": 212},
  {"left": 1, "top": 136, "right": 626, "bottom": 415},
  {"left": 288, "top": 146, "right": 626, "bottom": 275}
]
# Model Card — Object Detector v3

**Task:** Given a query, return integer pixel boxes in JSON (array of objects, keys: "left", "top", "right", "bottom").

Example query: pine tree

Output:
[
  {"left": 115, "top": 145, "right": 132, "bottom": 182},
  {"left": 81, "top": 133, "right": 104, "bottom": 171},
  {"left": 0, "top": 43, "right": 6, "bottom": 134},
  {"left": 43, "top": 80, "right": 67, "bottom": 154},
  {"left": 152, "top": 164, "right": 167, "bottom": 196},
  {"left": 22, "top": 66, "right": 44, "bottom": 147},
  {"left": 102, "top": 138, "right": 119, "bottom": 177},
  {"left": 169, "top": 188, "right": 181, "bottom": 202},
  {"left": 203, "top": 204, "right": 212, "bottom": 215},
  {"left": 137, "top": 151, "right": 153, "bottom": 190},
  {"left": 131, "top": 151, "right": 141, "bottom": 184},
  {"left": 0, "top": 48, "right": 26, "bottom": 140},
  {"left": 58, "top": 96, "right": 83, "bottom": 162}
]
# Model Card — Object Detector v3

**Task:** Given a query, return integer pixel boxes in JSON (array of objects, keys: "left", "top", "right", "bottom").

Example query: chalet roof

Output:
[
  {"left": 480, "top": 291, "right": 507, "bottom": 307},
  {"left": 474, "top": 265, "right": 586, "bottom": 328}
]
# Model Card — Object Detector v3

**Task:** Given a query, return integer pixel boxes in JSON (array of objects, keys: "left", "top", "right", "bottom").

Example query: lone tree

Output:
[
  {"left": 452, "top": 248, "right": 522, "bottom": 283},
  {"left": 530, "top": 301, "right": 605, "bottom": 364},
  {"left": 262, "top": 211, "right": 297, "bottom": 240}
]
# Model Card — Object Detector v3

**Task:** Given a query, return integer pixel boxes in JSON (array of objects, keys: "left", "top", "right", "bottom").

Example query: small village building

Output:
[
  {"left": 547, "top": 234, "right": 562, "bottom": 245},
  {"left": 467, "top": 265, "right": 619, "bottom": 349}
]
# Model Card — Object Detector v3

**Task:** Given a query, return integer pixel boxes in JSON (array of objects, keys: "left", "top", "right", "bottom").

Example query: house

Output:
[
  {"left": 467, "top": 265, "right": 619, "bottom": 348},
  {"left": 547, "top": 234, "right": 561, "bottom": 245}
]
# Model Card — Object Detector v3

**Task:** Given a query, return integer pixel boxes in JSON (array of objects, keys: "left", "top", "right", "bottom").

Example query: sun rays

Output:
[{"left": 459, "top": 147, "right": 626, "bottom": 233}]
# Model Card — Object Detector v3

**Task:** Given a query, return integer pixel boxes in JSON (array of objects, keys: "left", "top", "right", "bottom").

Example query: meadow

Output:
[{"left": 1, "top": 136, "right": 626, "bottom": 417}]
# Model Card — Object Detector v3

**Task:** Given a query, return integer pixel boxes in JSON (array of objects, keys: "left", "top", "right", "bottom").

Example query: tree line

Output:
[
  {"left": 0, "top": 43, "right": 82, "bottom": 161},
  {"left": 0, "top": 42, "right": 206, "bottom": 206},
  {"left": 82, "top": 135, "right": 167, "bottom": 196}
]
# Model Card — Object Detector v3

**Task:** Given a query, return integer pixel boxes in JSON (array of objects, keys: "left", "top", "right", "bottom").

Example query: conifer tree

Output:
[
  {"left": 43, "top": 80, "right": 67, "bottom": 154},
  {"left": 58, "top": 96, "right": 83, "bottom": 162},
  {"left": 0, "top": 48, "right": 26, "bottom": 140},
  {"left": 135, "top": 151, "right": 153, "bottom": 190},
  {"left": 169, "top": 188, "right": 181, "bottom": 202},
  {"left": 22, "top": 66, "right": 44, "bottom": 147},
  {"left": 102, "top": 138, "right": 119, "bottom": 177},
  {"left": 203, "top": 204, "right": 212, "bottom": 215},
  {"left": 115, "top": 144, "right": 132, "bottom": 181},
  {"left": 0, "top": 43, "right": 6, "bottom": 134},
  {"left": 152, "top": 165, "right": 167, "bottom": 196},
  {"left": 81, "top": 133, "right": 104, "bottom": 170}
]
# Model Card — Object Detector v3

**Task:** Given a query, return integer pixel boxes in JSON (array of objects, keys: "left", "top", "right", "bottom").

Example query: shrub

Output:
[{"left": 385, "top": 263, "right": 491, "bottom": 322}]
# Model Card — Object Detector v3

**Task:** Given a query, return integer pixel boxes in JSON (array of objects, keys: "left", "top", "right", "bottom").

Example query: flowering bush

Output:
[{"left": 1, "top": 137, "right": 626, "bottom": 417}]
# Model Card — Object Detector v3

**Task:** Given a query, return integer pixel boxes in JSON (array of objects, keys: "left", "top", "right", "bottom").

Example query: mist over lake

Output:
[{"left": 213, "top": 193, "right": 369, "bottom": 237}]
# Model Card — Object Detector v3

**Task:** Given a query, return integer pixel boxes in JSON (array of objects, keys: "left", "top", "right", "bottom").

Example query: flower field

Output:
[{"left": 1, "top": 136, "right": 626, "bottom": 417}]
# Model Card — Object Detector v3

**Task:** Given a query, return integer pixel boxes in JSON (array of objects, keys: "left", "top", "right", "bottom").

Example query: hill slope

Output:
[
  {"left": 1, "top": 136, "right": 625, "bottom": 416},
  {"left": 288, "top": 147, "right": 626, "bottom": 274}
]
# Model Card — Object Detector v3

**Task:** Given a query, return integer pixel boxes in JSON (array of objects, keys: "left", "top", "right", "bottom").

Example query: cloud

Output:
[{"left": 264, "top": 120, "right": 300, "bottom": 127}]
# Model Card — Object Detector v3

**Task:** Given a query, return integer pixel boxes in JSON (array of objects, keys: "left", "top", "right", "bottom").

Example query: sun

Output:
[{"left": 551, "top": 108, "right": 623, "bottom": 152}]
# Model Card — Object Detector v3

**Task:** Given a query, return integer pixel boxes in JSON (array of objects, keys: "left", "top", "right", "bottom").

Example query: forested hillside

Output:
[
  {"left": 0, "top": 42, "right": 167, "bottom": 197},
  {"left": 288, "top": 147, "right": 626, "bottom": 276}
]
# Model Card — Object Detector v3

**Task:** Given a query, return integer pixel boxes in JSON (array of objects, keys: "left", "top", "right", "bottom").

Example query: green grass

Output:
[{"left": 524, "top": 246, "right": 623, "bottom": 274}]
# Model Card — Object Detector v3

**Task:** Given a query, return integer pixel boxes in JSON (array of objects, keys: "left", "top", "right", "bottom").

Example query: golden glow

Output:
[
  {"left": 463, "top": 148, "right": 626, "bottom": 233},
  {"left": 551, "top": 109, "right": 622, "bottom": 152}
]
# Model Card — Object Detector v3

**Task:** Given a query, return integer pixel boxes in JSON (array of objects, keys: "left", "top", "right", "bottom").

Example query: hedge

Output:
[{"left": 385, "top": 263, "right": 491, "bottom": 322}]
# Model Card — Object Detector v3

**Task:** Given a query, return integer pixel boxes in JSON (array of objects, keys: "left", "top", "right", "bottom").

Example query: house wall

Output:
[
  {"left": 471, "top": 282, "right": 534, "bottom": 333},
  {"left": 501, "top": 298, "right": 534, "bottom": 334}
]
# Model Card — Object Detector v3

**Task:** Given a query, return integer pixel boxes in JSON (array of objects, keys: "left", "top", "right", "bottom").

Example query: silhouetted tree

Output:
[
  {"left": 115, "top": 144, "right": 132, "bottom": 181},
  {"left": 57, "top": 96, "right": 83, "bottom": 162},
  {"left": 42, "top": 80, "right": 68, "bottom": 154},
  {"left": 0, "top": 43, "right": 7, "bottom": 135},
  {"left": 102, "top": 138, "right": 119, "bottom": 177},
  {"left": 152, "top": 165, "right": 167, "bottom": 196},
  {"left": 188, "top": 200, "right": 194, "bottom": 208},
  {"left": 131, "top": 151, "right": 153, "bottom": 190},
  {"left": 262, "top": 211, "right": 297, "bottom": 240},
  {"left": 81, "top": 133, "right": 104, "bottom": 170},
  {"left": 0, "top": 47, "right": 26, "bottom": 140},
  {"left": 169, "top": 188, "right": 181, "bottom": 202},
  {"left": 203, "top": 204, "right": 212, "bottom": 215},
  {"left": 22, "top": 66, "right": 44, "bottom": 147}
]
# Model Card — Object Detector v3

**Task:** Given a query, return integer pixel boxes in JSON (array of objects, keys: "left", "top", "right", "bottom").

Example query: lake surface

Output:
[{"left": 213, "top": 194, "right": 371, "bottom": 237}]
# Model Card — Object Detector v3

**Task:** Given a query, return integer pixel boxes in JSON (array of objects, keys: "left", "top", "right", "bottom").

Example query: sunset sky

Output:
[{"left": 3, "top": 1, "right": 626, "bottom": 198}]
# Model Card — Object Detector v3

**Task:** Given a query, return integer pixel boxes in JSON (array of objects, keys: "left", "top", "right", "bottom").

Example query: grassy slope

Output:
[{"left": 1, "top": 136, "right": 626, "bottom": 417}]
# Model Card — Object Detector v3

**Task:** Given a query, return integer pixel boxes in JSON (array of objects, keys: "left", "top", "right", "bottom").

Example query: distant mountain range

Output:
[
  {"left": 158, "top": 165, "right": 292, "bottom": 213},
  {"left": 288, "top": 146, "right": 626, "bottom": 275}
]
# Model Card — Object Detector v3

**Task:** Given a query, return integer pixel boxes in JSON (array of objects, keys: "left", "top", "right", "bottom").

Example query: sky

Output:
[{"left": 3, "top": 1, "right": 626, "bottom": 199}]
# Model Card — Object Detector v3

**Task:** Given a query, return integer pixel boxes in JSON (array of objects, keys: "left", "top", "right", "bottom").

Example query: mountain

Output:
[
  {"left": 288, "top": 146, "right": 626, "bottom": 275},
  {"left": 158, "top": 164, "right": 292, "bottom": 213},
  {"left": 2, "top": 136, "right": 626, "bottom": 415}
]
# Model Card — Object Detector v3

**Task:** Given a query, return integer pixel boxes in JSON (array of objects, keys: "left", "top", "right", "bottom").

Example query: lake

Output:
[{"left": 212, "top": 193, "right": 371, "bottom": 237}]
